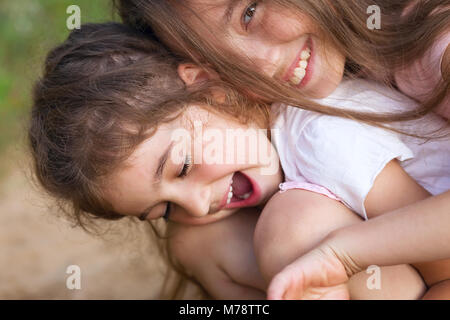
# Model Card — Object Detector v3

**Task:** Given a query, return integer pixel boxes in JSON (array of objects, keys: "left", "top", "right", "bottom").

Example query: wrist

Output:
[{"left": 321, "top": 229, "right": 365, "bottom": 278}]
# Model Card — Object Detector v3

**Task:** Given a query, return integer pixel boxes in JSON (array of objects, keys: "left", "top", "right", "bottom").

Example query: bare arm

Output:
[
  {"left": 364, "top": 159, "right": 430, "bottom": 218},
  {"left": 329, "top": 190, "right": 450, "bottom": 276},
  {"left": 343, "top": 159, "right": 450, "bottom": 281},
  {"left": 267, "top": 160, "right": 450, "bottom": 299}
]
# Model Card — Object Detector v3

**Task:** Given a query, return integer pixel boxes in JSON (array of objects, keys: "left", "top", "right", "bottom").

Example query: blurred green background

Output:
[
  {"left": 0, "top": 1, "right": 191, "bottom": 300},
  {"left": 0, "top": 0, "right": 115, "bottom": 166}
]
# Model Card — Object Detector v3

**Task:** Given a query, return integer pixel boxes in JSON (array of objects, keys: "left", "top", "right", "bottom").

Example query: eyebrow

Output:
[{"left": 138, "top": 141, "right": 174, "bottom": 221}]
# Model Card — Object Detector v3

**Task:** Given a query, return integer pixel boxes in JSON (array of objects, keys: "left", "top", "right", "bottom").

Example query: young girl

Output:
[
  {"left": 113, "top": 0, "right": 450, "bottom": 298},
  {"left": 30, "top": 23, "right": 436, "bottom": 300}
]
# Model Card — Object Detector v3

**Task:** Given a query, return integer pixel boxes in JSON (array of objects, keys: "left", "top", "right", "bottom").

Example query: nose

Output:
[{"left": 172, "top": 183, "right": 212, "bottom": 218}]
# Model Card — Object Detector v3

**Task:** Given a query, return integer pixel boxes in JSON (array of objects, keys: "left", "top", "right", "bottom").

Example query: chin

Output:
[
  {"left": 308, "top": 54, "right": 345, "bottom": 98},
  {"left": 176, "top": 211, "right": 236, "bottom": 226},
  {"left": 309, "top": 71, "right": 344, "bottom": 98}
]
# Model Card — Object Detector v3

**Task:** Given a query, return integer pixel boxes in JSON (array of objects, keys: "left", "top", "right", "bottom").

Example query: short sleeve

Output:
[{"left": 294, "top": 115, "right": 414, "bottom": 220}]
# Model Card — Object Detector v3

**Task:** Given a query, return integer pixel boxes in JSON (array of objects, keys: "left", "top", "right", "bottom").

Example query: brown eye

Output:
[{"left": 242, "top": 2, "right": 258, "bottom": 28}]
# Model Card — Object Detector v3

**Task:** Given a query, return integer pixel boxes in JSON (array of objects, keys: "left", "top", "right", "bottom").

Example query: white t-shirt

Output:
[{"left": 272, "top": 79, "right": 450, "bottom": 220}]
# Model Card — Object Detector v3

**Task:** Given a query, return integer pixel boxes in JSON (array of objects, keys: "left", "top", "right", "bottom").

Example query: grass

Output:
[{"left": 0, "top": 0, "right": 115, "bottom": 157}]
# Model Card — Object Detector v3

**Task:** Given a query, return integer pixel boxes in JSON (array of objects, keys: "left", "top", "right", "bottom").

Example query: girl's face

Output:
[
  {"left": 179, "top": 1, "right": 346, "bottom": 98},
  {"left": 104, "top": 106, "right": 282, "bottom": 225}
]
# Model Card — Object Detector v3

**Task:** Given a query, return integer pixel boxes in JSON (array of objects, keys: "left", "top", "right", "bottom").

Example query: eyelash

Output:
[
  {"left": 242, "top": 1, "right": 259, "bottom": 30},
  {"left": 163, "top": 156, "right": 192, "bottom": 221},
  {"left": 178, "top": 155, "right": 192, "bottom": 178}
]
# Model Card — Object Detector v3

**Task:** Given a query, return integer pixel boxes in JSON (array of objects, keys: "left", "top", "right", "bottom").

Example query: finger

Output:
[{"left": 267, "top": 272, "right": 298, "bottom": 300}]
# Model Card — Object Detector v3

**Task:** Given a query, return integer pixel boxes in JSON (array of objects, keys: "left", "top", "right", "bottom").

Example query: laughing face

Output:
[
  {"left": 103, "top": 105, "right": 282, "bottom": 225},
  {"left": 177, "top": 0, "right": 346, "bottom": 98}
]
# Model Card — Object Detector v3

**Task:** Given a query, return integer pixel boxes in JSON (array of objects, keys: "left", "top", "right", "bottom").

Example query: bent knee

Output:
[{"left": 254, "top": 189, "right": 361, "bottom": 282}]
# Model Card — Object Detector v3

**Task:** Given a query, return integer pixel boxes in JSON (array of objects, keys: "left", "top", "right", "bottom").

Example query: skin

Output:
[
  {"left": 169, "top": 188, "right": 426, "bottom": 300},
  {"left": 169, "top": 207, "right": 267, "bottom": 299},
  {"left": 255, "top": 160, "right": 429, "bottom": 300},
  {"left": 99, "top": 62, "right": 447, "bottom": 299},
  {"left": 265, "top": 162, "right": 450, "bottom": 299},
  {"left": 179, "top": 0, "right": 346, "bottom": 98},
  {"left": 98, "top": 92, "right": 428, "bottom": 299},
  {"left": 268, "top": 191, "right": 450, "bottom": 300},
  {"left": 103, "top": 105, "right": 282, "bottom": 225},
  {"left": 169, "top": 2, "right": 450, "bottom": 299}
]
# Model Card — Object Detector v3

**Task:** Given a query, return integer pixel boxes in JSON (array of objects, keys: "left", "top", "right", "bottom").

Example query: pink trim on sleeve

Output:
[{"left": 279, "top": 181, "right": 341, "bottom": 202}]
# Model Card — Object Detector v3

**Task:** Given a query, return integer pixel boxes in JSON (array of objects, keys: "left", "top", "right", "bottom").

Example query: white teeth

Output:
[
  {"left": 294, "top": 67, "right": 306, "bottom": 79},
  {"left": 290, "top": 47, "right": 311, "bottom": 85},
  {"left": 226, "top": 185, "right": 233, "bottom": 205},
  {"left": 300, "top": 50, "right": 311, "bottom": 60},
  {"left": 239, "top": 192, "right": 251, "bottom": 200},
  {"left": 299, "top": 60, "right": 308, "bottom": 69},
  {"left": 226, "top": 183, "right": 252, "bottom": 204}
]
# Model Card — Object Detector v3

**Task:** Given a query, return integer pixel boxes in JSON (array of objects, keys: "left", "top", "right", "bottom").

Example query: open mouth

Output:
[
  {"left": 223, "top": 171, "right": 260, "bottom": 209},
  {"left": 284, "top": 37, "right": 314, "bottom": 88}
]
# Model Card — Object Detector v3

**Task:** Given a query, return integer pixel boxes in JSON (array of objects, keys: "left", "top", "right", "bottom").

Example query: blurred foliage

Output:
[{"left": 0, "top": 0, "right": 115, "bottom": 155}]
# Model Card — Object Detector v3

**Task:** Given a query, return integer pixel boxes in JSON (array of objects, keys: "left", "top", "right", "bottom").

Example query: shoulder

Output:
[{"left": 168, "top": 209, "right": 259, "bottom": 277}]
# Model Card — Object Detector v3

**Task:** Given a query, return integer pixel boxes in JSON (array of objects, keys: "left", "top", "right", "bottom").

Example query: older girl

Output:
[
  {"left": 114, "top": 0, "right": 449, "bottom": 120},
  {"left": 113, "top": 0, "right": 450, "bottom": 299}
]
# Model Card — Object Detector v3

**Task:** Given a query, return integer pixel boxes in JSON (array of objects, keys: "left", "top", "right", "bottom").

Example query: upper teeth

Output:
[{"left": 290, "top": 47, "right": 311, "bottom": 85}]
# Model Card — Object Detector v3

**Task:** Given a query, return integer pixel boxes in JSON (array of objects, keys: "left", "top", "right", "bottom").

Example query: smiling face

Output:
[
  {"left": 103, "top": 105, "right": 282, "bottom": 226},
  {"left": 177, "top": 0, "right": 346, "bottom": 98}
]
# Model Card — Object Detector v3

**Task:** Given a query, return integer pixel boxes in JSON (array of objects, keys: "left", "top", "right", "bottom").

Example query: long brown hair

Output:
[
  {"left": 29, "top": 22, "right": 269, "bottom": 298},
  {"left": 113, "top": 0, "right": 449, "bottom": 127}
]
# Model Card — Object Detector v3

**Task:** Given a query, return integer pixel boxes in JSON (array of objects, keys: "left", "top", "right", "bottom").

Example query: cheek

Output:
[
  {"left": 258, "top": 2, "right": 318, "bottom": 40},
  {"left": 260, "top": 11, "right": 310, "bottom": 42}
]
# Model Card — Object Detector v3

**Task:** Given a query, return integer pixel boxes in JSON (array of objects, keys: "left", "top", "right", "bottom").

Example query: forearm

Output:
[{"left": 327, "top": 191, "right": 450, "bottom": 276}]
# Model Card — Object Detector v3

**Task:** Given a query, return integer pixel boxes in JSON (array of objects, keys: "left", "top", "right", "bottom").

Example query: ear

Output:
[{"left": 178, "top": 63, "right": 215, "bottom": 85}]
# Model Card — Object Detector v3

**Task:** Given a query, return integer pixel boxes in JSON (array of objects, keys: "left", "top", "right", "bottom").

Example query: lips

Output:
[{"left": 220, "top": 171, "right": 261, "bottom": 210}]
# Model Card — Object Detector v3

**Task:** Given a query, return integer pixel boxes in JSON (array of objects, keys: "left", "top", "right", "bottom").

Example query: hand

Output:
[{"left": 267, "top": 245, "right": 351, "bottom": 300}]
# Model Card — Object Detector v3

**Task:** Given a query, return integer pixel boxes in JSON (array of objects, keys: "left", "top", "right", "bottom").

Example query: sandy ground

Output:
[{"left": 0, "top": 147, "right": 204, "bottom": 299}]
